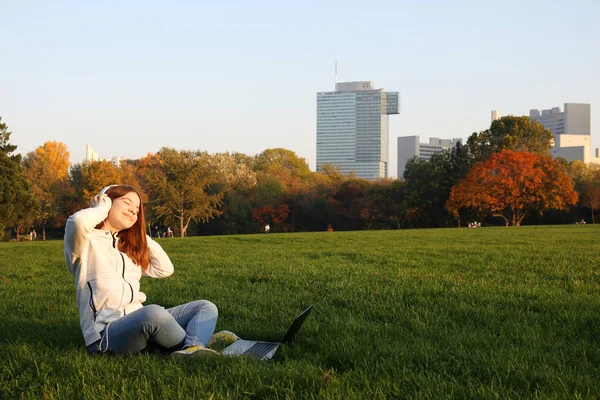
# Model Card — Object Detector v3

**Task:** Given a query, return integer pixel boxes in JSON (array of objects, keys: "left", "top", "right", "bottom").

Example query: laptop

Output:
[{"left": 221, "top": 305, "right": 313, "bottom": 360}]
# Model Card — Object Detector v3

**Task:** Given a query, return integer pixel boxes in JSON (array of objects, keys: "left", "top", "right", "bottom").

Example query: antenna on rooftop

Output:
[{"left": 334, "top": 60, "right": 338, "bottom": 91}]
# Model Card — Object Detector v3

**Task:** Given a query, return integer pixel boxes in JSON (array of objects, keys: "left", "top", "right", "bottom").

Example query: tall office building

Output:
[
  {"left": 316, "top": 81, "right": 399, "bottom": 180},
  {"left": 528, "top": 103, "right": 597, "bottom": 163}
]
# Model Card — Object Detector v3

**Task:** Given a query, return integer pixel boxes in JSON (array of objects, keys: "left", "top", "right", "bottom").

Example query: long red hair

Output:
[{"left": 102, "top": 185, "right": 149, "bottom": 272}]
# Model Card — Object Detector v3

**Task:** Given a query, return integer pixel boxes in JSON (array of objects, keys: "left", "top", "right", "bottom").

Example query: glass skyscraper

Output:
[{"left": 316, "top": 81, "right": 399, "bottom": 180}]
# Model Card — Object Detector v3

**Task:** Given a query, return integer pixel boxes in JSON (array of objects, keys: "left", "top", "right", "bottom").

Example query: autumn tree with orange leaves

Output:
[
  {"left": 447, "top": 150, "right": 578, "bottom": 226},
  {"left": 69, "top": 160, "right": 121, "bottom": 206},
  {"left": 252, "top": 148, "right": 311, "bottom": 232},
  {"left": 22, "top": 141, "right": 71, "bottom": 239}
]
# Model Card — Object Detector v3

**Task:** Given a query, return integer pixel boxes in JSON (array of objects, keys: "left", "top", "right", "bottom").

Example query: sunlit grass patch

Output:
[{"left": 1, "top": 226, "right": 599, "bottom": 398}]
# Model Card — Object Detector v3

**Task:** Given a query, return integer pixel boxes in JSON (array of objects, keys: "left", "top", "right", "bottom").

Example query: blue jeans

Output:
[{"left": 88, "top": 300, "right": 218, "bottom": 354}]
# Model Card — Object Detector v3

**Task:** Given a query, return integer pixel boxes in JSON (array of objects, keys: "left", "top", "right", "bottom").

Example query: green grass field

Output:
[{"left": 1, "top": 226, "right": 599, "bottom": 399}]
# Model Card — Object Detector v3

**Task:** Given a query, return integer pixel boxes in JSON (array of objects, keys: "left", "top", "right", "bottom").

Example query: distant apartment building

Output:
[
  {"left": 85, "top": 144, "right": 99, "bottom": 162},
  {"left": 529, "top": 103, "right": 590, "bottom": 136},
  {"left": 397, "top": 136, "right": 462, "bottom": 178},
  {"left": 85, "top": 144, "right": 123, "bottom": 167},
  {"left": 491, "top": 110, "right": 501, "bottom": 122},
  {"left": 528, "top": 103, "right": 598, "bottom": 163},
  {"left": 316, "top": 81, "right": 400, "bottom": 180}
]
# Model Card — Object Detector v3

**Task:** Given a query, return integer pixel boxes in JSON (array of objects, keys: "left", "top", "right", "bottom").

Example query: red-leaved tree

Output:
[
  {"left": 252, "top": 205, "right": 290, "bottom": 227},
  {"left": 446, "top": 150, "right": 578, "bottom": 226}
]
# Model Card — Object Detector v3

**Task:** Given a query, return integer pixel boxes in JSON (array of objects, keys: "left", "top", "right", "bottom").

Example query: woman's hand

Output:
[{"left": 90, "top": 194, "right": 109, "bottom": 208}]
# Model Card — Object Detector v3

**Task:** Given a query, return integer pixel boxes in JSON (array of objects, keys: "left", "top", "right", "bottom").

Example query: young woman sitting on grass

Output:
[{"left": 64, "top": 185, "right": 237, "bottom": 356}]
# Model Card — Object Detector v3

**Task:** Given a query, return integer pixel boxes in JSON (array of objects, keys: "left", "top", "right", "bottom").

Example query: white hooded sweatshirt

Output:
[{"left": 64, "top": 196, "right": 174, "bottom": 346}]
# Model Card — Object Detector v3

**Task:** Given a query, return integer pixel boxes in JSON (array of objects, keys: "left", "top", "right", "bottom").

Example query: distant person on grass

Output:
[{"left": 64, "top": 184, "right": 238, "bottom": 357}]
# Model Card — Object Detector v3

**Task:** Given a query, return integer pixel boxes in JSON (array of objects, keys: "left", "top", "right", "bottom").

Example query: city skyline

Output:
[{"left": 2, "top": 1, "right": 599, "bottom": 178}]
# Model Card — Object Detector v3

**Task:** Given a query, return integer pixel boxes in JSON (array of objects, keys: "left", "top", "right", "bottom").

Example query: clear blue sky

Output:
[{"left": 2, "top": 0, "right": 599, "bottom": 177}]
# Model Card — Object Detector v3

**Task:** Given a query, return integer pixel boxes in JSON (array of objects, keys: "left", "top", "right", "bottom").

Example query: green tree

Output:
[
  {"left": 249, "top": 174, "right": 287, "bottom": 231},
  {"left": 298, "top": 164, "right": 349, "bottom": 232},
  {"left": 402, "top": 157, "right": 441, "bottom": 227},
  {"left": 363, "top": 179, "right": 406, "bottom": 229},
  {"left": 253, "top": 175, "right": 285, "bottom": 206},
  {"left": 402, "top": 149, "right": 466, "bottom": 228},
  {"left": 580, "top": 168, "right": 600, "bottom": 223},
  {"left": 211, "top": 152, "right": 257, "bottom": 192},
  {"left": 331, "top": 178, "right": 371, "bottom": 230},
  {"left": 144, "top": 148, "right": 223, "bottom": 237},
  {"left": 467, "top": 116, "right": 554, "bottom": 162},
  {"left": 0, "top": 118, "right": 37, "bottom": 239},
  {"left": 449, "top": 141, "right": 473, "bottom": 182},
  {"left": 200, "top": 152, "right": 258, "bottom": 235},
  {"left": 253, "top": 148, "right": 311, "bottom": 179}
]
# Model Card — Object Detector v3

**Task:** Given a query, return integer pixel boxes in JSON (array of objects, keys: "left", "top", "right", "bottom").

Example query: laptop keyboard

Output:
[{"left": 243, "top": 342, "right": 278, "bottom": 359}]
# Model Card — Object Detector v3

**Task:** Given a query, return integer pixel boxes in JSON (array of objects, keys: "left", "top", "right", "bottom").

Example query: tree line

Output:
[{"left": 1, "top": 115, "right": 598, "bottom": 240}]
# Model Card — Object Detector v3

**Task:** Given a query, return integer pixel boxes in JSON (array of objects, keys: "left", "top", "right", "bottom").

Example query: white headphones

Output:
[{"left": 99, "top": 185, "right": 118, "bottom": 195}]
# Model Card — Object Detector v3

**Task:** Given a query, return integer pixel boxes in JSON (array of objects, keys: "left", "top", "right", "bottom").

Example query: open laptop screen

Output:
[{"left": 281, "top": 305, "right": 313, "bottom": 344}]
